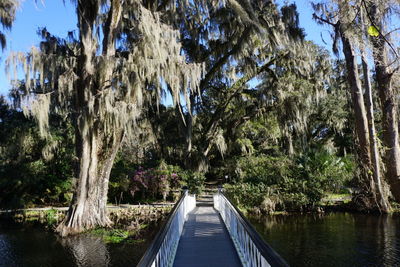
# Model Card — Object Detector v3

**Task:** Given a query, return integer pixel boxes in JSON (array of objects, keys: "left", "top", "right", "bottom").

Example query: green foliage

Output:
[
  {"left": 91, "top": 228, "right": 131, "bottom": 243},
  {"left": 224, "top": 148, "right": 354, "bottom": 211},
  {"left": 108, "top": 152, "right": 140, "bottom": 204},
  {"left": 125, "top": 159, "right": 206, "bottom": 201},
  {"left": 234, "top": 155, "right": 292, "bottom": 184},
  {"left": 294, "top": 149, "right": 354, "bottom": 195},
  {"left": 45, "top": 209, "right": 58, "bottom": 227},
  {"left": 224, "top": 183, "right": 274, "bottom": 208},
  {"left": 0, "top": 99, "right": 74, "bottom": 208},
  {"left": 180, "top": 171, "right": 206, "bottom": 195}
]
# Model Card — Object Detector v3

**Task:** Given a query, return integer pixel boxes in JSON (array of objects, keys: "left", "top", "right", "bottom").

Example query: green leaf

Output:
[{"left": 368, "top": 26, "right": 379, "bottom": 37}]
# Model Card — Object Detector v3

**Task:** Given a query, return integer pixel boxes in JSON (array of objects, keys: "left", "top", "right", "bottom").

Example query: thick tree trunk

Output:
[
  {"left": 57, "top": 127, "right": 123, "bottom": 236},
  {"left": 369, "top": 5, "right": 400, "bottom": 202},
  {"left": 340, "top": 33, "right": 372, "bottom": 179},
  {"left": 361, "top": 50, "right": 391, "bottom": 212},
  {"left": 57, "top": 0, "right": 123, "bottom": 236}
]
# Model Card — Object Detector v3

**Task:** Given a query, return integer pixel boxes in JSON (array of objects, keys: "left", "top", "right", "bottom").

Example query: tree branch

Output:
[
  {"left": 102, "top": 0, "right": 122, "bottom": 57},
  {"left": 199, "top": 27, "right": 252, "bottom": 90},
  {"left": 202, "top": 54, "right": 285, "bottom": 147},
  {"left": 312, "top": 13, "right": 336, "bottom": 27},
  {"left": 361, "top": 0, "right": 399, "bottom": 63}
]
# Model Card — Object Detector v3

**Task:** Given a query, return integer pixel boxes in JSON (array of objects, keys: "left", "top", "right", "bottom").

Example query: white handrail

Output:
[
  {"left": 138, "top": 190, "right": 196, "bottom": 267},
  {"left": 214, "top": 189, "right": 288, "bottom": 267}
]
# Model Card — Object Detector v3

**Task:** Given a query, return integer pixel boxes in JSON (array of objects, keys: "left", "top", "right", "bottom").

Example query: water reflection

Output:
[
  {"left": 248, "top": 213, "right": 400, "bottom": 267},
  {"left": 375, "top": 215, "right": 399, "bottom": 265},
  {"left": 0, "top": 232, "right": 19, "bottom": 266},
  {"left": 0, "top": 223, "right": 146, "bottom": 267},
  {"left": 60, "top": 235, "right": 110, "bottom": 267}
]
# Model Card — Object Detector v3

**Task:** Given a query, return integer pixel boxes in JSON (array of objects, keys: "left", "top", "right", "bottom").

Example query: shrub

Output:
[
  {"left": 0, "top": 107, "right": 75, "bottom": 208},
  {"left": 181, "top": 171, "right": 206, "bottom": 195},
  {"left": 129, "top": 161, "right": 182, "bottom": 202},
  {"left": 224, "top": 148, "right": 355, "bottom": 211},
  {"left": 44, "top": 208, "right": 58, "bottom": 227},
  {"left": 234, "top": 155, "right": 292, "bottom": 185}
]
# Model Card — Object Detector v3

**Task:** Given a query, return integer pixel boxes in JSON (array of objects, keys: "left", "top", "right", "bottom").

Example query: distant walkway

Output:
[{"left": 173, "top": 206, "right": 241, "bottom": 267}]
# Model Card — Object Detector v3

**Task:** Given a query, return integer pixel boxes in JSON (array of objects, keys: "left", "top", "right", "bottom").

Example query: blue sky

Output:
[
  {"left": 0, "top": 0, "right": 76, "bottom": 96},
  {"left": 0, "top": 0, "right": 332, "bottom": 96}
]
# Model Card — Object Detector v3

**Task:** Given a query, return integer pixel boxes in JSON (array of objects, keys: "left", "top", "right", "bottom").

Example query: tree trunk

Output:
[
  {"left": 361, "top": 49, "right": 391, "bottom": 212},
  {"left": 184, "top": 95, "right": 195, "bottom": 169},
  {"left": 287, "top": 133, "right": 294, "bottom": 156},
  {"left": 57, "top": 0, "right": 123, "bottom": 236},
  {"left": 369, "top": 5, "right": 400, "bottom": 202},
  {"left": 57, "top": 126, "right": 123, "bottom": 236},
  {"left": 340, "top": 32, "right": 372, "bottom": 180}
]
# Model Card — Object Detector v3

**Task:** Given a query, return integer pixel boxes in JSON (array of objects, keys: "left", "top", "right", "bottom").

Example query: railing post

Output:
[
  {"left": 218, "top": 185, "right": 223, "bottom": 194},
  {"left": 182, "top": 186, "right": 188, "bottom": 221}
]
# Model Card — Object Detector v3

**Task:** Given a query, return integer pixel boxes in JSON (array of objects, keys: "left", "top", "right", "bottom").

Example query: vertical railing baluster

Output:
[
  {"left": 138, "top": 189, "right": 196, "bottom": 267},
  {"left": 214, "top": 189, "right": 287, "bottom": 267}
]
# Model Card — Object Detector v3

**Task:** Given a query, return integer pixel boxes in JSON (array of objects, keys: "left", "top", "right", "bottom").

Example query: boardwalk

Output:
[
  {"left": 173, "top": 204, "right": 242, "bottom": 267},
  {"left": 137, "top": 190, "right": 288, "bottom": 267}
]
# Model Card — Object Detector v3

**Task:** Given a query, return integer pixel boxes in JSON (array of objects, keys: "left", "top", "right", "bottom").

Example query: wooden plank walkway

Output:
[{"left": 173, "top": 205, "right": 242, "bottom": 267}]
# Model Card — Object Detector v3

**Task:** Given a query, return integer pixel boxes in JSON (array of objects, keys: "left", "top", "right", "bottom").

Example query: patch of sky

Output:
[
  {"left": 0, "top": 0, "right": 77, "bottom": 96},
  {"left": 159, "top": 77, "right": 174, "bottom": 107}
]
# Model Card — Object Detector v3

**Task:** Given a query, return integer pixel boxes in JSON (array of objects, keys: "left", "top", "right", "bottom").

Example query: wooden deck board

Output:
[{"left": 173, "top": 206, "right": 242, "bottom": 267}]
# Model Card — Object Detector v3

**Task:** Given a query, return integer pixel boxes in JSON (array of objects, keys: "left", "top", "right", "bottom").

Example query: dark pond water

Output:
[
  {"left": 247, "top": 212, "right": 400, "bottom": 267},
  {"left": 0, "top": 223, "right": 151, "bottom": 267},
  {"left": 2, "top": 213, "right": 400, "bottom": 267}
]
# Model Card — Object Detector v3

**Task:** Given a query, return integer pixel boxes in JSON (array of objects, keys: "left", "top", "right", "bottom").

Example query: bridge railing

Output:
[
  {"left": 137, "top": 189, "right": 196, "bottom": 267},
  {"left": 214, "top": 188, "right": 289, "bottom": 267}
]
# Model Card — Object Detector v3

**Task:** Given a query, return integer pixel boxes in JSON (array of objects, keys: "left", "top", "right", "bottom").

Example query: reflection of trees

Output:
[
  {"left": 251, "top": 213, "right": 327, "bottom": 231},
  {"left": 376, "top": 215, "right": 399, "bottom": 266},
  {"left": 249, "top": 213, "right": 400, "bottom": 266},
  {"left": 59, "top": 235, "right": 110, "bottom": 267}
]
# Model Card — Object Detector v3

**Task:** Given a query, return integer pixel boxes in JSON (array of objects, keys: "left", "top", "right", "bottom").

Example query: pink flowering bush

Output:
[{"left": 130, "top": 161, "right": 182, "bottom": 202}]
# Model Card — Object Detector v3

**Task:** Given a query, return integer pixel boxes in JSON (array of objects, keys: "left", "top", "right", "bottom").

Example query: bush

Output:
[
  {"left": 233, "top": 155, "right": 292, "bottom": 185},
  {"left": 108, "top": 152, "right": 139, "bottom": 204},
  {"left": 224, "top": 183, "right": 271, "bottom": 207},
  {"left": 0, "top": 103, "right": 75, "bottom": 208},
  {"left": 181, "top": 171, "right": 206, "bottom": 195},
  {"left": 45, "top": 208, "right": 58, "bottom": 227},
  {"left": 129, "top": 161, "right": 182, "bottom": 202},
  {"left": 224, "top": 148, "right": 355, "bottom": 211}
]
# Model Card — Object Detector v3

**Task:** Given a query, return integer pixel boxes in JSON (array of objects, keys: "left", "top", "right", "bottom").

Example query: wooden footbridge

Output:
[{"left": 138, "top": 188, "right": 288, "bottom": 267}]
